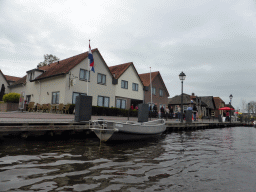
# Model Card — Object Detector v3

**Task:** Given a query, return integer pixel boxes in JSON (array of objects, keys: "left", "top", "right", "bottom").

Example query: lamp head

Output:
[{"left": 179, "top": 71, "right": 186, "bottom": 81}]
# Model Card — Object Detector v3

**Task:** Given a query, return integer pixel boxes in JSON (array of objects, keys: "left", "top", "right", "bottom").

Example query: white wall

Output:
[
  {"left": 0, "top": 73, "right": 10, "bottom": 94},
  {"left": 65, "top": 51, "right": 116, "bottom": 107},
  {"left": 115, "top": 65, "right": 144, "bottom": 100}
]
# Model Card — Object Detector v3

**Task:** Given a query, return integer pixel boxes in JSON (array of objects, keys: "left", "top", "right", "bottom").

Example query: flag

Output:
[{"left": 88, "top": 42, "right": 95, "bottom": 73}]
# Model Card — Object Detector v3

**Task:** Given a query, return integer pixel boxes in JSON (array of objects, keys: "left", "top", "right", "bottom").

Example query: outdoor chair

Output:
[
  {"left": 51, "top": 104, "right": 57, "bottom": 113},
  {"left": 27, "top": 102, "right": 35, "bottom": 112},
  {"left": 64, "top": 103, "right": 71, "bottom": 114},
  {"left": 56, "top": 103, "right": 64, "bottom": 114},
  {"left": 42, "top": 104, "right": 48, "bottom": 113},
  {"left": 47, "top": 103, "right": 52, "bottom": 113},
  {"left": 36, "top": 104, "right": 42, "bottom": 112}
]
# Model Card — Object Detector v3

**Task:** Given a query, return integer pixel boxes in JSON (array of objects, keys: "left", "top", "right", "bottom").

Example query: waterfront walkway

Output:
[{"left": 0, "top": 111, "right": 220, "bottom": 123}]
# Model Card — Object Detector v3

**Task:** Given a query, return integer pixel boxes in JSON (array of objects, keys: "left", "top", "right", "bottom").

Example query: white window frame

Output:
[
  {"left": 159, "top": 89, "right": 163, "bottom": 97},
  {"left": 152, "top": 87, "right": 156, "bottom": 95}
]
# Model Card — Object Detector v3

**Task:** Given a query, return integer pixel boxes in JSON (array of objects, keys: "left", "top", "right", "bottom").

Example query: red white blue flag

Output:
[{"left": 88, "top": 42, "right": 95, "bottom": 73}]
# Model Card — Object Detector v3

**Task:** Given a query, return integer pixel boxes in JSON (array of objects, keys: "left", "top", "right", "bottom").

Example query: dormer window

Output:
[
  {"left": 28, "top": 72, "right": 34, "bottom": 81},
  {"left": 26, "top": 69, "right": 44, "bottom": 81}
]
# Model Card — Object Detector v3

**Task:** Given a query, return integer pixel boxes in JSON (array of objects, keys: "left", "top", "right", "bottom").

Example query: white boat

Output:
[{"left": 89, "top": 119, "right": 166, "bottom": 142}]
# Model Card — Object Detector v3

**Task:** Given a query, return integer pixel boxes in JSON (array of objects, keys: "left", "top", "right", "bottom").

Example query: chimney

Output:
[{"left": 192, "top": 93, "right": 195, "bottom": 96}]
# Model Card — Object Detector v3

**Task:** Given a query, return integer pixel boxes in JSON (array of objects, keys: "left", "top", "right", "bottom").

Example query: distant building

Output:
[{"left": 139, "top": 71, "right": 169, "bottom": 111}]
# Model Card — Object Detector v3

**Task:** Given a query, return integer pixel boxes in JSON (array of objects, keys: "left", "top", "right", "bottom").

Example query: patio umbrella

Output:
[{"left": 218, "top": 107, "right": 234, "bottom": 110}]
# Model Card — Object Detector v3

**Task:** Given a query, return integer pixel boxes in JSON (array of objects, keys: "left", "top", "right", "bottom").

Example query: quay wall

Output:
[{"left": 0, "top": 103, "right": 19, "bottom": 112}]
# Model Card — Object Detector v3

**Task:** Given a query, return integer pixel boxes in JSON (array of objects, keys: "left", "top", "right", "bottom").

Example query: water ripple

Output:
[{"left": 0, "top": 127, "right": 256, "bottom": 191}]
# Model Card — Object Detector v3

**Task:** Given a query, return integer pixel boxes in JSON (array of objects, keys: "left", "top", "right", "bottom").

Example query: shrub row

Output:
[
  {"left": 92, "top": 106, "right": 138, "bottom": 117},
  {"left": 2, "top": 93, "right": 20, "bottom": 103}
]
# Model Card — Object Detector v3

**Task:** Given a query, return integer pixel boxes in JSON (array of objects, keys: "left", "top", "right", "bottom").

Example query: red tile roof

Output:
[
  {"left": 34, "top": 48, "right": 104, "bottom": 81},
  {"left": 139, "top": 71, "right": 159, "bottom": 87},
  {"left": 139, "top": 71, "right": 169, "bottom": 97},
  {"left": 4, "top": 75, "right": 22, "bottom": 82},
  {"left": 10, "top": 75, "right": 27, "bottom": 86},
  {"left": 108, "top": 62, "right": 133, "bottom": 79}
]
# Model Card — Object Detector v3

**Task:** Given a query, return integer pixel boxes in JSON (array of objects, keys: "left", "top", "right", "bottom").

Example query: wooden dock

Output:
[{"left": 0, "top": 121, "right": 244, "bottom": 139}]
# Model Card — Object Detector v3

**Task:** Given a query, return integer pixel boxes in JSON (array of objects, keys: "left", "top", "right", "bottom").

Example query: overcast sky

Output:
[{"left": 1, "top": 0, "right": 256, "bottom": 111}]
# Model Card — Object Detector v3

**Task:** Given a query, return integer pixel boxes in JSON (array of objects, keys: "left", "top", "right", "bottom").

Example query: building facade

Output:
[{"left": 139, "top": 71, "right": 169, "bottom": 111}]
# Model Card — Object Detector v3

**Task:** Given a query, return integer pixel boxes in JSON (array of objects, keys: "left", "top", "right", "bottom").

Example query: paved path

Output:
[{"left": 0, "top": 111, "right": 221, "bottom": 123}]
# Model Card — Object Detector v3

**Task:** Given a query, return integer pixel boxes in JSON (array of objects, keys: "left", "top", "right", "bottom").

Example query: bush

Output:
[
  {"left": 3, "top": 93, "right": 20, "bottom": 103},
  {"left": 91, "top": 106, "right": 138, "bottom": 117}
]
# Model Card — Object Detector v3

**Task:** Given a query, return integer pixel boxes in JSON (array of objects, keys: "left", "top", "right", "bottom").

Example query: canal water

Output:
[{"left": 0, "top": 126, "right": 256, "bottom": 191}]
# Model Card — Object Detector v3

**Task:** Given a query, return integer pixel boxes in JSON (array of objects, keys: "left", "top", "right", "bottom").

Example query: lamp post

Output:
[
  {"left": 229, "top": 94, "right": 233, "bottom": 124},
  {"left": 179, "top": 72, "right": 186, "bottom": 123}
]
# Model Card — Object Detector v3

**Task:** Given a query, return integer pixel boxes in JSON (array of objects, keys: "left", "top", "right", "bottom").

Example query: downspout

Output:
[{"left": 38, "top": 81, "right": 41, "bottom": 104}]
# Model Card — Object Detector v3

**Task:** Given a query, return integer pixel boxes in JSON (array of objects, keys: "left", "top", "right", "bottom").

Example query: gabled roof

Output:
[
  {"left": 8, "top": 75, "right": 27, "bottom": 87},
  {"left": 139, "top": 71, "right": 169, "bottom": 97},
  {"left": 168, "top": 93, "right": 192, "bottom": 105},
  {"left": 109, "top": 62, "right": 144, "bottom": 85},
  {"left": 33, "top": 48, "right": 112, "bottom": 81},
  {"left": 200, "top": 96, "right": 216, "bottom": 109},
  {"left": 139, "top": 71, "right": 158, "bottom": 87},
  {"left": 109, "top": 62, "right": 132, "bottom": 79},
  {"left": 213, "top": 97, "right": 225, "bottom": 109},
  {"left": 4, "top": 75, "right": 22, "bottom": 82},
  {"left": 0, "top": 70, "right": 9, "bottom": 85}
]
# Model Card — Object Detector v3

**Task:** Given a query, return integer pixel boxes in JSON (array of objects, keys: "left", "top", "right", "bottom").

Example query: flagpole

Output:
[
  {"left": 150, "top": 67, "right": 152, "bottom": 109},
  {"left": 87, "top": 40, "right": 90, "bottom": 96}
]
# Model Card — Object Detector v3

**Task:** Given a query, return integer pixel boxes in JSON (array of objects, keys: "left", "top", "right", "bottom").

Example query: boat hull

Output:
[{"left": 91, "top": 119, "right": 166, "bottom": 142}]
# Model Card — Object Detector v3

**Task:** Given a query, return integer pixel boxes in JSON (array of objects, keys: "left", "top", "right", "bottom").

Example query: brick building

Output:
[{"left": 139, "top": 71, "right": 169, "bottom": 111}]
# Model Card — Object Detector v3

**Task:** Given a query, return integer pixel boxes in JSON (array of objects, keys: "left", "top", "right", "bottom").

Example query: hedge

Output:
[
  {"left": 2, "top": 93, "right": 20, "bottom": 103},
  {"left": 91, "top": 106, "right": 138, "bottom": 117}
]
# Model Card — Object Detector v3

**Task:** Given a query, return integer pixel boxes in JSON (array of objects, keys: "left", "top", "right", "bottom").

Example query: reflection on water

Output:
[{"left": 1, "top": 127, "right": 256, "bottom": 191}]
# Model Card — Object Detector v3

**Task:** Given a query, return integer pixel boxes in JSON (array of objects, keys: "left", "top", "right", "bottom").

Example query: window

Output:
[
  {"left": 97, "top": 73, "right": 106, "bottom": 85},
  {"left": 132, "top": 83, "right": 138, "bottom": 91},
  {"left": 28, "top": 72, "right": 34, "bottom": 81},
  {"left": 183, "top": 105, "right": 187, "bottom": 112},
  {"left": 152, "top": 87, "right": 156, "bottom": 95},
  {"left": 159, "top": 89, "right": 163, "bottom": 97},
  {"left": 72, "top": 92, "right": 87, "bottom": 104},
  {"left": 52, "top": 92, "right": 60, "bottom": 104},
  {"left": 79, "top": 69, "right": 90, "bottom": 81},
  {"left": 97, "top": 96, "right": 110, "bottom": 107},
  {"left": 121, "top": 80, "right": 128, "bottom": 89},
  {"left": 116, "top": 99, "right": 126, "bottom": 109},
  {"left": 26, "top": 95, "right": 31, "bottom": 103}
]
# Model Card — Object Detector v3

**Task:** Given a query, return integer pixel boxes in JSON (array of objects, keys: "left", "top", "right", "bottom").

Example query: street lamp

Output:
[
  {"left": 229, "top": 94, "right": 233, "bottom": 124},
  {"left": 179, "top": 72, "right": 186, "bottom": 123}
]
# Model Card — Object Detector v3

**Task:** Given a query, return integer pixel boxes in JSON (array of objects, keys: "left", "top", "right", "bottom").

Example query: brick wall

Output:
[
  {"left": 0, "top": 103, "right": 19, "bottom": 112},
  {"left": 144, "top": 74, "right": 168, "bottom": 111}
]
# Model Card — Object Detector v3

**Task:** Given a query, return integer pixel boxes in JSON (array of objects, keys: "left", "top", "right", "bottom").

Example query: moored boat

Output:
[{"left": 90, "top": 119, "right": 166, "bottom": 142}]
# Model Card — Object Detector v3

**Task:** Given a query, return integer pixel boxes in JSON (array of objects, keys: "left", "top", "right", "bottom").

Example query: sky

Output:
[{"left": 1, "top": 0, "right": 256, "bottom": 111}]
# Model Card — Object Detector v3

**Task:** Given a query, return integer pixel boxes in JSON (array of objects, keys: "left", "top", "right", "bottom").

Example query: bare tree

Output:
[
  {"left": 248, "top": 101, "right": 256, "bottom": 113},
  {"left": 241, "top": 99, "right": 247, "bottom": 113},
  {"left": 37, "top": 54, "right": 59, "bottom": 68}
]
